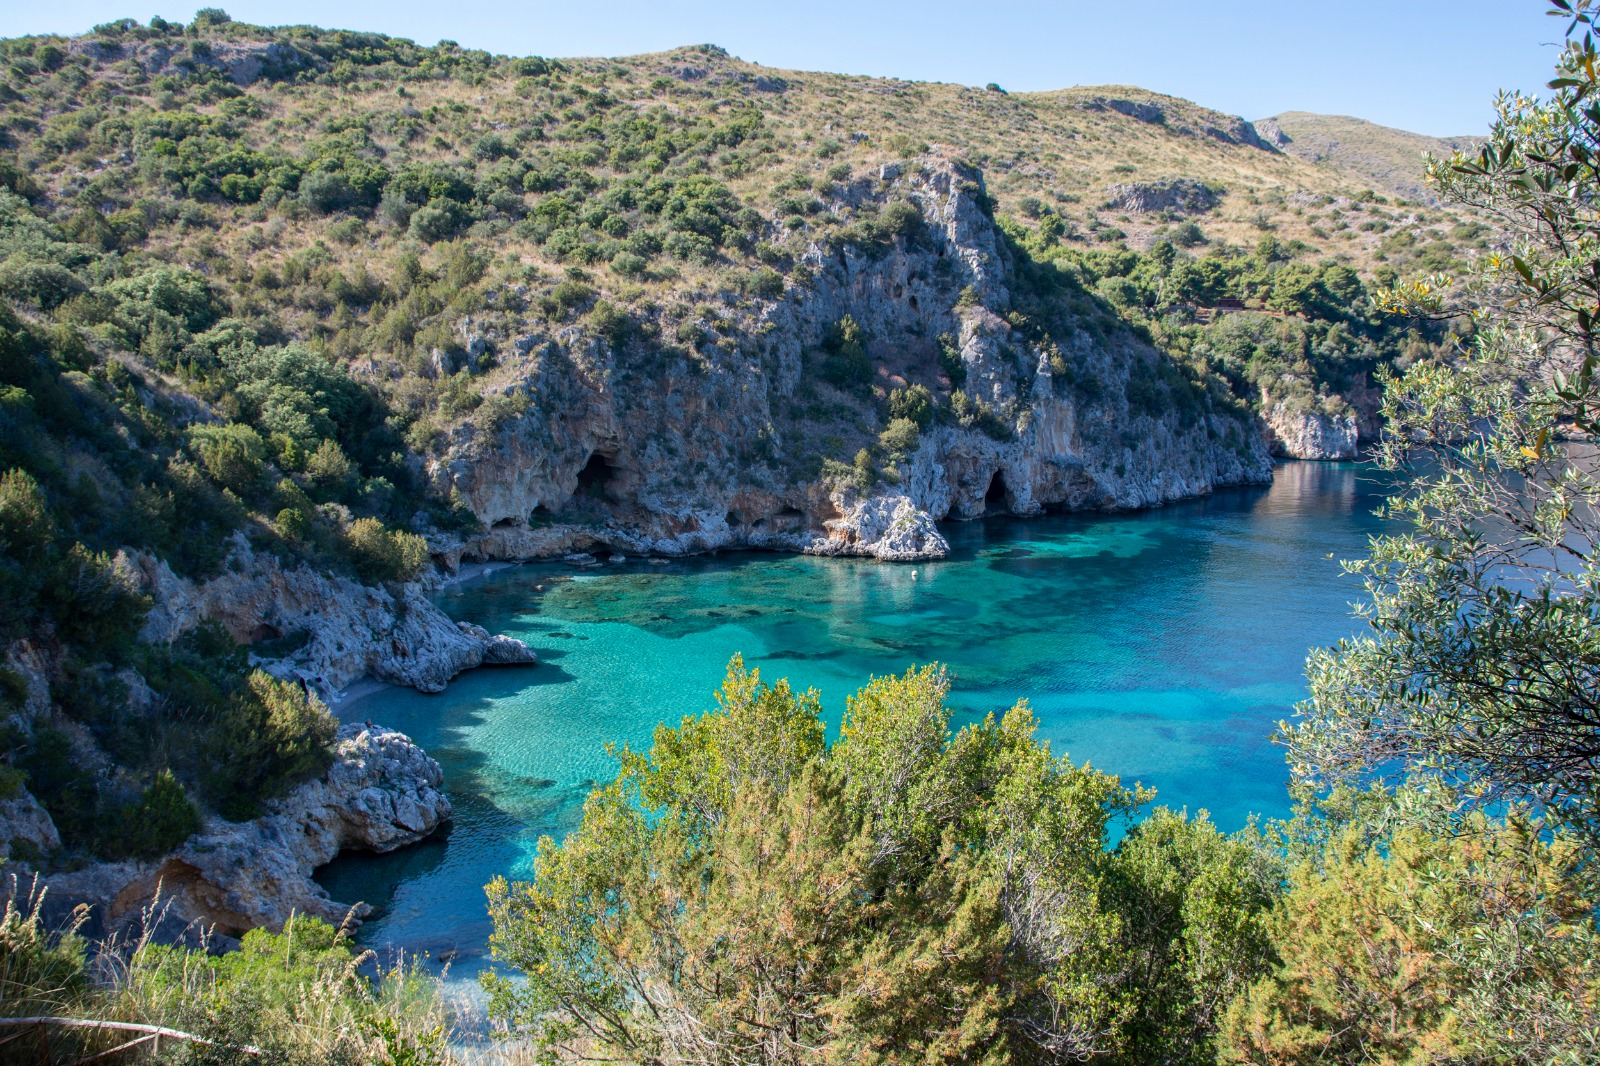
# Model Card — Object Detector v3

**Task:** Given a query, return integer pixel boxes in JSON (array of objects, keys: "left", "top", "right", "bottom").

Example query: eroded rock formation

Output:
[
  {"left": 127, "top": 536, "right": 536, "bottom": 697},
  {"left": 428, "top": 159, "right": 1273, "bottom": 568},
  {"left": 9, "top": 723, "right": 448, "bottom": 939}
]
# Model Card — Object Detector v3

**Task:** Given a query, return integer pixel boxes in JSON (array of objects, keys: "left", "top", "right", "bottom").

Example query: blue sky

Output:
[{"left": 4, "top": 1, "right": 1558, "bottom": 136}]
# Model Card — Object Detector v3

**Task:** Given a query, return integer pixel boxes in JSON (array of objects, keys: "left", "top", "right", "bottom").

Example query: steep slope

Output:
[
  {"left": 1254, "top": 111, "right": 1481, "bottom": 203},
  {"left": 437, "top": 157, "right": 1270, "bottom": 568},
  {"left": 0, "top": 15, "right": 1475, "bottom": 925}
]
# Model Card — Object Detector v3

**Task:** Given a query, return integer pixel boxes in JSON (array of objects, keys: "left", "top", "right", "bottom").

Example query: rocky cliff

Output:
[
  {"left": 7, "top": 723, "right": 449, "bottom": 941},
  {"left": 1259, "top": 380, "right": 1382, "bottom": 460},
  {"left": 1263, "top": 399, "right": 1360, "bottom": 460},
  {"left": 127, "top": 535, "right": 536, "bottom": 698},
  {"left": 429, "top": 159, "right": 1273, "bottom": 568}
]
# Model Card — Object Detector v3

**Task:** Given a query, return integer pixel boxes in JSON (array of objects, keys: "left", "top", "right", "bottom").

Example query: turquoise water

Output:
[{"left": 316, "top": 460, "right": 1393, "bottom": 972}]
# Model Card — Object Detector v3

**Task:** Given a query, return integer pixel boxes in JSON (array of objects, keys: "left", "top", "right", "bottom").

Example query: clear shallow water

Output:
[{"left": 316, "top": 460, "right": 1394, "bottom": 975}]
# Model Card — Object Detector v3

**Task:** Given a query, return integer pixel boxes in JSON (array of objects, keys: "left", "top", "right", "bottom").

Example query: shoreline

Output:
[
  {"left": 326, "top": 562, "right": 523, "bottom": 720},
  {"left": 327, "top": 677, "right": 397, "bottom": 720},
  {"left": 330, "top": 469, "right": 1320, "bottom": 721},
  {"left": 441, "top": 559, "right": 520, "bottom": 588}
]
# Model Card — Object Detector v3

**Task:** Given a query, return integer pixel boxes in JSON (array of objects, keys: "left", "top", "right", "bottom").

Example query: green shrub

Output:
[
  {"left": 408, "top": 202, "right": 465, "bottom": 243},
  {"left": 188, "top": 422, "right": 268, "bottom": 494},
  {"left": 546, "top": 279, "right": 594, "bottom": 315},
  {"left": 305, "top": 438, "right": 354, "bottom": 500},
  {"left": 888, "top": 384, "right": 933, "bottom": 429},
  {"left": 344, "top": 517, "right": 430, "bottom": 584},
  {"left": 937, "top": 332, "right": 966, "bottom": 386},
  {"left": 852, "top": 446, "right": 876, "bottom": 488},
  {"left": 820, "top": 315, "right": 872, "bottom": 388},
  {"left": 108, "top": 770, "right": 201, "bottom": 859},
  {"left": 879, "top": 199, "right": 923, "bottom": 238},
  {"left": 0, "top": 259, "right": 86, "bottom": 309},
  {"left": 0, "top": 468, "right": 53, "bottom": 559},
  {"left": 742, "top": 266, "right": 784, "bottom": 297},
  {"left": 586, "top": 300, "right": 629, "bottom": 344},
  {"left": 664, "top": 231, "right": 715, "bottom": 263},
  {"left": 877, "top": 416, "right": 920, "bottom": 457},
  {"left": 206, "top": 670, "right": 337, "bottom": 820},
  {"left": 298, "top": 170, "right": 355, "bottom": 215},
  {"left": 44, "top": 544, "right": 150, "bottom": 655},
  {"left": 274, "top": 506, "right": 311, "bottom": 541},
  {"left": 610, "top": 250, "right": 648, "bottom": 277},
  {"left": 123, "top": 913, "right": 451, "bottom": 1062},
  {"left": 1169, "top": 220, "right": 1206, "bottom": 247}
]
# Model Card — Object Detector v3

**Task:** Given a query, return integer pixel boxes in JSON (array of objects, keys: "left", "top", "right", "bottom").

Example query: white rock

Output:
[
  {"left": 31, "top": 723, "right": 450, "bottom": 938},
  {"left": 128, "top": 537, "right": 536, "bottom": 698},
  {"left": 1263, "top": 396, "right": 1361, "bottom": 460}
]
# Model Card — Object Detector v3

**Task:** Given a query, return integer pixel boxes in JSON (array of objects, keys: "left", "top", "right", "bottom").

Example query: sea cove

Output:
[{"left": 319, "top": 459, "right": 1394, "bottom": 970}]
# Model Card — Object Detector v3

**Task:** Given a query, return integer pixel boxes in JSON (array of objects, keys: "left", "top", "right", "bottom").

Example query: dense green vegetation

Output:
[
  {"left": 998, "top": 222, "right": 1453, "bottom": 428},
  {"left": 481, "top": 661, "right": 1595, "bottom": 1065},
  {"left": 0, "top": 8, "right": 1474, "bottom": 863},
  {"left": 5, "top": 7, "right": 1591, "bottom": 1065},
  {"left": 484, "top": 659, "right": 1278, "bottom": 1063}
]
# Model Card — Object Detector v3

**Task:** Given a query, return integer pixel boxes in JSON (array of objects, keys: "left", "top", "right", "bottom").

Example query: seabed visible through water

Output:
[{"left": 318, "top": 460, "right": 1394, "bottom": 978}]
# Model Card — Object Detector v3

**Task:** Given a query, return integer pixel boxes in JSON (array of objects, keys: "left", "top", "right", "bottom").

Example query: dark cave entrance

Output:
[
  {"left": 984, "top": 470, "right": 1009, "bottom": 514},
  {"left": 576, "top": 451, "right": 620, "bottom": 501},
  {"left": 246, "top": 623, "right": 283, "bottom": 645}
]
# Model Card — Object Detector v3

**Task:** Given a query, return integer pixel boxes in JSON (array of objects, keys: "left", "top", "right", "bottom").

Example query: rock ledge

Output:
[{"left": 10, "top": 723, "right": 448, "bottom": 940}]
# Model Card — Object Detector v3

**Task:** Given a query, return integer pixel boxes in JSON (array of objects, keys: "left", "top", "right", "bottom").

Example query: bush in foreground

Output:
[{"left": 483, "top": 656, "right": 1280, "bottom": 1064}]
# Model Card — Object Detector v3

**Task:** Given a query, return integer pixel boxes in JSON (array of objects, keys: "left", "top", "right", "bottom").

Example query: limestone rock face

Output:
[
  {"left": 25, "top": 724, "right": 448, "bottom": 939},
  {"left": 810, "top": 492, "right": 950, "bottom": 561},
  {"left": 460, "top": 621, "right": 542, "bottom": 665},
  {"left": 129, "top": 537, "right": 535, "bottom": 697},
  {"left": 1263, "top": 398, "right": 1361, "bottom": 460},
  {"left": 424, "top": 158, "right": 1274, "bottom": 567},
  {"left": 1106, "top": 179, "right": 1219, "bottom": 215},
  {"left": 0, "top": 788, "right": 60, "bottom": 860}
]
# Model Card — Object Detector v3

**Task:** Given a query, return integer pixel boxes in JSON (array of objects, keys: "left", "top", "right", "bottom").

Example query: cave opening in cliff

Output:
[
  {"left": 985, "top": 471, "right": 1010, "bottom": 514},
  {"left": 576, "top": 451, "right": 619, "bottom": 502}
]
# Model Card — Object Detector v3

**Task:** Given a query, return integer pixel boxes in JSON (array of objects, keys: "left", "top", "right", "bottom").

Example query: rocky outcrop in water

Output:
[
  {"left": 128, "top": 536, "right": 536, "bottom": 697},
  {"left": 9, "top": 723, "right": 447, "bottom": 940},
  {"left": 428, "top": 158, "right": 1273, "bottom": 567}
]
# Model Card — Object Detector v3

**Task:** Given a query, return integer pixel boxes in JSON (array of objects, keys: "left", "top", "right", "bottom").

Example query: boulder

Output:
[{"left": 0, "top": 787, "right": 60, "bottom": 861}]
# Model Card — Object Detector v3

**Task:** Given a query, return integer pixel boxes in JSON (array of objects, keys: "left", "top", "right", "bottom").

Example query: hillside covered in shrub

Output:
[{"left": 0, "top": 10, "right": 1474, "bottom": 908}]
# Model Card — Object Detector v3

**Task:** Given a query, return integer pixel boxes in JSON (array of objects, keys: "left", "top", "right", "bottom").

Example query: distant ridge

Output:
[{"left": 1255, "top": 111, "right": 1482, "bottom": 203}]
